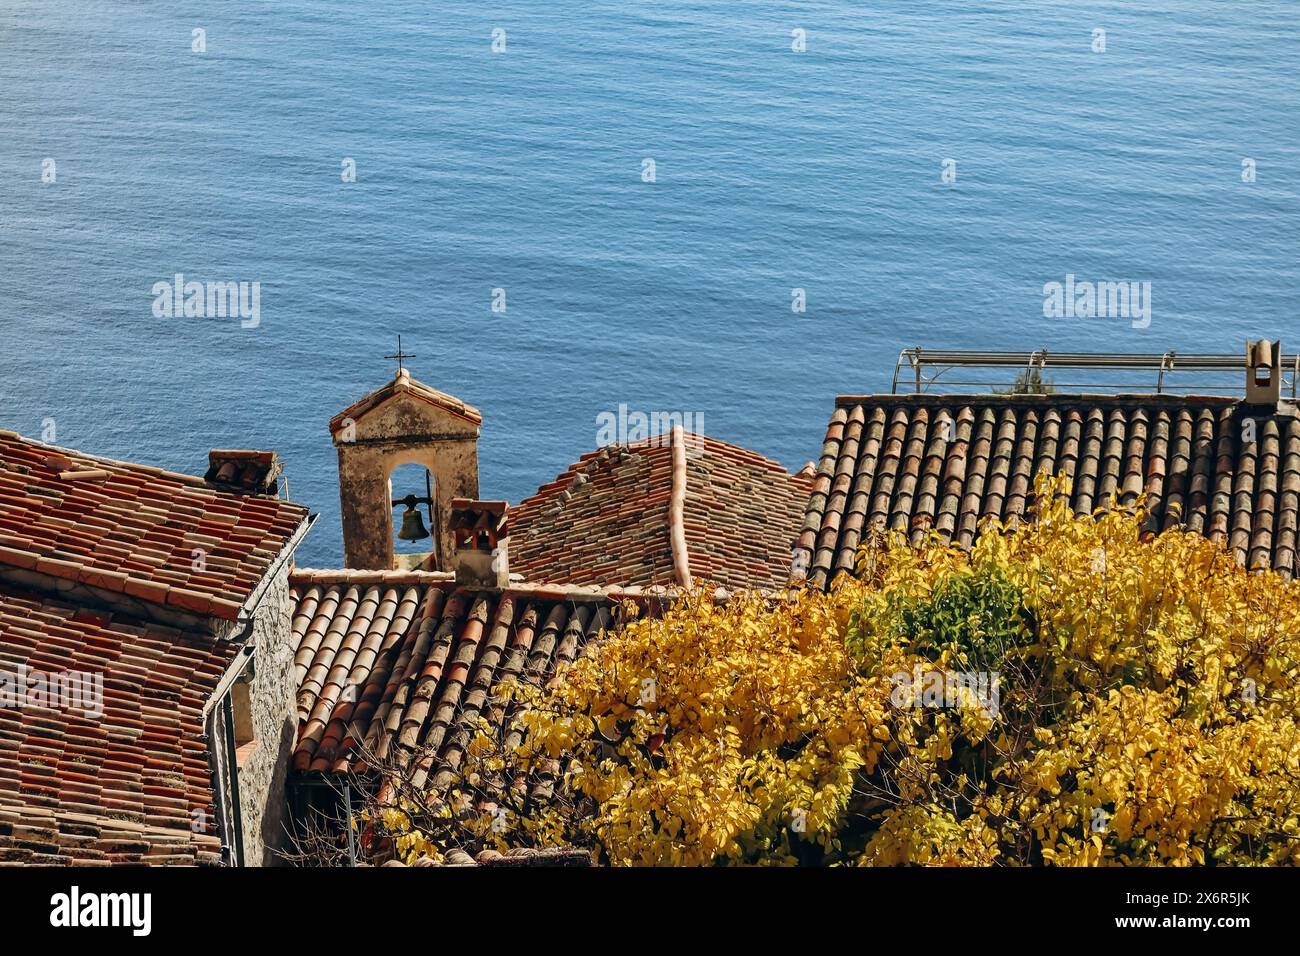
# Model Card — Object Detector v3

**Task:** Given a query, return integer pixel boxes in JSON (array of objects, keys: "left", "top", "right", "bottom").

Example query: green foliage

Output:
[
  {"left": 998, "top": 366, "right": 1054, "bottom": 395},
  {"left": 894, "top": 567, "right": 1035, "bottom": 673}
]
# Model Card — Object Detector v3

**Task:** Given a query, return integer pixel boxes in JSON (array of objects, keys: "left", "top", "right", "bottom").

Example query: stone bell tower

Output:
[{"left": 330, "top": 367, "right": 482, "bottom": 570}]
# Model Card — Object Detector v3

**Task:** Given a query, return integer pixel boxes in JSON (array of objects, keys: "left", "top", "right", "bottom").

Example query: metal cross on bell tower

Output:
[{"left": 384, "top": 335, "right": 416, "bottom": 377}]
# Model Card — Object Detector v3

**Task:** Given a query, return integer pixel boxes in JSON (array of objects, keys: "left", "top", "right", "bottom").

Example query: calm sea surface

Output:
[{"left": 2, "top": 1, "right": 1298, "bottom": 565}]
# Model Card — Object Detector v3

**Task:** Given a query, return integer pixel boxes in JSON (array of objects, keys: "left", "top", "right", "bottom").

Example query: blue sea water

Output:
[{"left": 2, "top": 1, "right": 1298, "bottom": 566}]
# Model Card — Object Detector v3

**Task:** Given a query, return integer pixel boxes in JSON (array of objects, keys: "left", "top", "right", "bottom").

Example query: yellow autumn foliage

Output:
[{"left": 414, "top": 475, "right": 1300, "bottom": 866}]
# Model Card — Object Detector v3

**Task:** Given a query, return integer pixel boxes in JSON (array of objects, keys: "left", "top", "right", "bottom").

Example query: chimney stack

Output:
[
  {"left": 448, "top": 498, "right": 508, "bottom": 589},
  {"left": 205, "top": 450, "right": 283, "bottom": 496},
  {"left": 1246, "top": 339, "right": 1283, "bottom": 409}
]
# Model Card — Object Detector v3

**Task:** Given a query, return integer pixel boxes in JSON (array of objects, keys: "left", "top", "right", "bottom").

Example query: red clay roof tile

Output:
[
  {"left": 798, "top": 394, "right": 1300, "bottom": 589},
  {"left": 288, "top": 573, "right": 652, "bottom": 792},
  {"left": 0, "top": 584, "right": 237, "bottom": 865},
  {"left": 0, "top": 431, "right": 309, "bottom": 621},
  {"left": 508, "top": 434, "right": 807, "bottom": 591}
]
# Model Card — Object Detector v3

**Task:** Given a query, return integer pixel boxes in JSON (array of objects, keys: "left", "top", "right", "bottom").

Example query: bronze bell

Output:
[{"left": 397, "top": 502, "right": 430, "bottom": 541}]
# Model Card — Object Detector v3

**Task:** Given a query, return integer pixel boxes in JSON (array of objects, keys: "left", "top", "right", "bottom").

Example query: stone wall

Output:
[{"left": 233, "top": 566, "right": 298, "bottom": 865}]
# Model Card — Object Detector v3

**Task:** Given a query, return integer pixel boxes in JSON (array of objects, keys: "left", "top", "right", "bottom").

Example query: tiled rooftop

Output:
[
  {"left": 0, "top": 584, "right": 237, "bottom": 865},
  {"left": 796, "top": 393, "right": 1300, "bottom": 589},
  {"left": 508, "top": 431, "right": 812, "bottom": 591},
  {"left": 0, "top": 431, "right": 310, "bottom": 621},
  {"left": 290, "top": 570, "right": 648, "bottom": 790}
]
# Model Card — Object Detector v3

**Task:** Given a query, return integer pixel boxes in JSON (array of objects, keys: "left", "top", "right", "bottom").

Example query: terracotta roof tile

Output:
[
  {"left": 0, "top": 431, "right": 309, "bottom": 621},
  {"left": 797, "top": 394, "right": 1300, "bottom": 589},
  {"left": 289, "top": 574, "right": 650, "bottom": 792},
  {"left": 0, "top": 584, "right": 235, "bottom": 865},
  {"left": 508, "top": 434, "right": 807, "bottom": 591}
]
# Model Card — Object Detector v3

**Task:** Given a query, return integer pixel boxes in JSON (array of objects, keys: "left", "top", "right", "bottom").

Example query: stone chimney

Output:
[
  {"left": 1246, "top": 339, "right": 1282, "bottom": 408},
  {"left": 449, "top": 498, "right": 508, "bottom": 589},
  {"left": 205, "top": 450, "right": 282, "bottom": 496}
]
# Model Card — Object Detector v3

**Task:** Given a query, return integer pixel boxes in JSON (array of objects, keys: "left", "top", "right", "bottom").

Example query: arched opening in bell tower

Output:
[{"left": 388, "top": 460, "right": 438, "bottom": 570}]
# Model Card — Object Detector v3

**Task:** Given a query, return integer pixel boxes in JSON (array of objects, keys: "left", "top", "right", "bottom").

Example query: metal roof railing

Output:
[{"left": 891, "top": 348, "right": 1300, "bottom": 399}]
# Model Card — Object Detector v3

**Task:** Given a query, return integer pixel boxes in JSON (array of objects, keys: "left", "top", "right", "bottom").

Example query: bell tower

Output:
[{"left": 330, "top": 367, "right": 482, "bottom": 570}]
